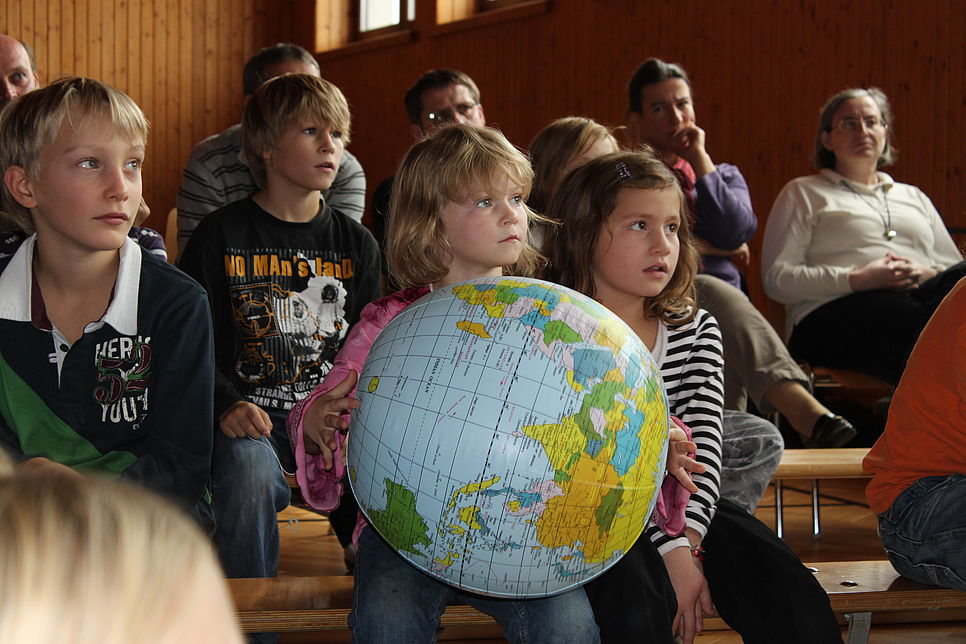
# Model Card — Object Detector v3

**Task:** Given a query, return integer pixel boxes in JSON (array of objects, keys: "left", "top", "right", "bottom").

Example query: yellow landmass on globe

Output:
[
  {"left": 456, "top": 320, "right": 491, "bottom": 339},
  {"left": 523, "top": 418, "right": 585, "bottom": 471},
  {"left": 367, "top": 376, "right": 379, "bottom": 393},
  {"left": 452, "top": 284, "right": 507, "bottom": 317},
  {"left": 537, "top": 453, "right": 630, "bottom": 563},
  {"left": 434, "top": 552, "right": 460, "bottom": 567},
  {"left": 447, "top": 524, "right": 465, "bottom": 535},
  {"left": 458, "top": 505, "right": 484, "bottom": 530},
  {"left": 448, "top": 475, "right": 501, "bottom": 510},
  {"left": 507, "top": 500, "right": 521, "bottom": 512}
]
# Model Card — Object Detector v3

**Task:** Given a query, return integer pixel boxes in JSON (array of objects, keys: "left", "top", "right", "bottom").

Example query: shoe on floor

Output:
[{"left": 801, "top": 414, "right": 857, "bottom": 448}]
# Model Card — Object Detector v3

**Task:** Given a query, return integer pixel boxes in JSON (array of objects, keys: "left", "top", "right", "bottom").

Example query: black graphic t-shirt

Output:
[{"left": 179, "top": 197, "right": 380, "bottom": 416}]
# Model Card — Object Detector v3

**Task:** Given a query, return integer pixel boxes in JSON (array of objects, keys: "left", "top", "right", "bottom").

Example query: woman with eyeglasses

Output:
[{"left": 762, "top": 87, "right": 964, "bottom": 385}]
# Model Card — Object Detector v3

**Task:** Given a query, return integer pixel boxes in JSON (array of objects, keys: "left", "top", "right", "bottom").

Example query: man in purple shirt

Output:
[
  {"left": 626, "top": 57, "right": 756, "bottom": 290},
  {"left": 624, "top": 58, "right": 857, "bottom": 454}
]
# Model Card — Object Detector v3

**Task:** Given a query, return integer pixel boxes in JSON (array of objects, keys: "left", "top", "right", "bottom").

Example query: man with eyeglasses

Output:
[{"left": 371, "top": 69, "right": 487, "bottom": 262}]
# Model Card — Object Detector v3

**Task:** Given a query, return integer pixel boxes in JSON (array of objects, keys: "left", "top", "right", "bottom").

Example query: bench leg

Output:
[
  {"left": 845, "top": 611, "right": 871, "bottom": 644},
  {"left": 775, "top": 479, "right": 784, "bottom": 539},
  {"left": 812, "top": 479, "right": 821, "bottom": 536}
]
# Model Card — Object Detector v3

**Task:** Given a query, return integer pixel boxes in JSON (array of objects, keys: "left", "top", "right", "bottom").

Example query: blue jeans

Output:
[
  {"left": 210, "top": 411, "right": 293, "bottom": 580},
  {"left": 349, "top": 528, "right": 600, "bottom": 644},
  {"left": 877, "top": 474, "right": 966, "bottom": 590},
  {"left": 719, "top": 409, "right": 784, "bottom": 514}
]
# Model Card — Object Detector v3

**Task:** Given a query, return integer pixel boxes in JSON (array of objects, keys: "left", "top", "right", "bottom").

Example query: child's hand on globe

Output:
[
  {"left": 667, "top": 424, "right": 703, "bottom": 494},
  {"left": 304, "top": 370, "right": 360, "bottom": 470}
]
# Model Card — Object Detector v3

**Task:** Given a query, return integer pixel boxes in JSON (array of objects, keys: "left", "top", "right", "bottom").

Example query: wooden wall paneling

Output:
[{"left": 0, "top": 0, "right": 962, "bottom": 273}]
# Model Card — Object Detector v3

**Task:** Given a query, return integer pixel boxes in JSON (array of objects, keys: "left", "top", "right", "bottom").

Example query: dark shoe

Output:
[{"left": 801, "top": 414, "right": 857, "bottom": 448}]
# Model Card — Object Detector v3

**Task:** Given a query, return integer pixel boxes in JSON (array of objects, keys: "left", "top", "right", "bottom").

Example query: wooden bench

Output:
[
  {"left": 230, "top": 561, "right": 966, "bottom": 643},
  {"left": 771, "top": 447, "right": 871, "bottom": 538}
]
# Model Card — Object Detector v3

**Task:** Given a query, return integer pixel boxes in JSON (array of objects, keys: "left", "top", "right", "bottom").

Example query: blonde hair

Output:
[
  {"left": 528, "top": 116, "right": 619, "bottom": 214},
  {"left": 0, "top": 76, "right": 149, "bottom": 233},
  {"left": 543, "top": 149, "right": 698, "bottom": 325},
  {"left": 242, "top": 73, "right": 351, "bottom": 188},
  {"left": 386, "top": 124, "right": 544, "bottom": 288},
  {"left": 0, "top": 472, "right": 242, "bottom": 644}
]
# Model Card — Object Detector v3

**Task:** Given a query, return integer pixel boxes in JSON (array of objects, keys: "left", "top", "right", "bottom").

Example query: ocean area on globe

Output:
[{"left": 347, "top": 276, "right": 670, "bottom": 598}]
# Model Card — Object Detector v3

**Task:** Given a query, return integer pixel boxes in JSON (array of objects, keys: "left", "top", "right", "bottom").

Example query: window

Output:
[{"left": 357, "top": 0, "right": 415, "bottom": 35}]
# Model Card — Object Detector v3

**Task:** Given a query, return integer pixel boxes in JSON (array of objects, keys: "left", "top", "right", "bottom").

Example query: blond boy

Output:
[{"left": 0, "top": 77, "right": 214, "bottom": 514}]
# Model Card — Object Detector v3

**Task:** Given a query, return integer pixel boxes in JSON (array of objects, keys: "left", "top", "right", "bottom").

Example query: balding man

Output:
[{"left": 0, "top": 35, "right": 39, "bottom": 109}]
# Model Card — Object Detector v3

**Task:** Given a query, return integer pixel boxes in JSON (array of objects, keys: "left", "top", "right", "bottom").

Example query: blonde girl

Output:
[
  {"left": 286, "top": 123, "right": 600, "bottom": 644},
  {"left": 544, "top": 149, "right": 840, "bottom": 644}
]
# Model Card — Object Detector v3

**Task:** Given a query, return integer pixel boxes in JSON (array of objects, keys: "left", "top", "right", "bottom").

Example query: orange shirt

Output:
[{"left": 863, "top": 278, "right": 966, "bottom": 515}]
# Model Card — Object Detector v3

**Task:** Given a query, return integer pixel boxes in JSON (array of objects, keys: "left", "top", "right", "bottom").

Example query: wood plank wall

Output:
[
  {"left": 314, "top": 0, "right": 964, "bottom": 314},
  {"left": 2, "top": 0, "right": 963, "bottom": 315},
  {"left": 0, "top": 0, "right": 301, "bottom": 233}
]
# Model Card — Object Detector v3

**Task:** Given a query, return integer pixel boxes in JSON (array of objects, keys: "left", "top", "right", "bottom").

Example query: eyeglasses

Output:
[
  {"left": 833, "top": 116, "right": 887, "bottom": 133},
  {"left": 426, "top": 103, "right": 479, "bottom": 125}
]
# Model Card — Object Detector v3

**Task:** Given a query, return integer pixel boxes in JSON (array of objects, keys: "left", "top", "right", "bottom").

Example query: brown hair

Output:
[
  {"left": 242, "top": 73, "right": 351, "bottom": 187},
  {"left": 627, "top": 58, "right": 691, "bottom": 114},
  {"left": 528, "top": 116, "right": 619, "bottom": 215},
  {"left": 543, "top": 149, "right": 698, "bottom": 325},
  {"left": 403, "top": 69, "right": 481, "bottom": 126},
  {"left": 386, "top": 124, "right": 544, "bottom": 288}
]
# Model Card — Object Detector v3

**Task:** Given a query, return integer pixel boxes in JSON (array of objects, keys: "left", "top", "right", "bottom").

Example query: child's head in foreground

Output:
[
  {"left": 242, "top": 72, "right": 351, "bottom": 191},
  {"left": 386, "top": 123, "right": 544, "bottom": 288},
  {"left": 0, "top": 76, "right": 148, "bottom": 240},
  {"left": 544, "top": 149, "right": 697, "bottom": 324},
  {"left": 528, "top": 116, "right": 619, "bottom": 215},
  {"left": 0, "top": 456, "right": 242, "bottom": 644}
]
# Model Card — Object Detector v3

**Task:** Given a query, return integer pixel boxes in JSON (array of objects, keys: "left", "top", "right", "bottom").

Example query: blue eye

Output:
[
  {"left": 510, "top": 195, "right": 523, "bottom": 206},
  {"left": 303, "top": 127, "right": 317, "bottom": 135},
  {"left": 78, "top": 158, "right": 98, "bottom": 169},
  {"left": 475, "top": 199, "right": 493, "bottom": 208},
  {"left": 125, "top": 158, "right": 143, "bottom": 171},
  {"left": 331, "top": 131, "right": 342, "bottom": 139}
]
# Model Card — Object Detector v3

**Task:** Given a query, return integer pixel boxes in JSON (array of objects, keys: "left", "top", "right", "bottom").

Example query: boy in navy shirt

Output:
[{"left": 0, "top": 77, "right": 214, "bottom": 515}]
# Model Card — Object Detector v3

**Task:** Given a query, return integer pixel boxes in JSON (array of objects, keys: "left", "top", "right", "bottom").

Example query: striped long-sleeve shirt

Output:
[
  {"left": 646, "top": 308, "right": 725, "bottom": 554},
  {"left": 175, "top": 124, "right": 366, "bottom": 256}
]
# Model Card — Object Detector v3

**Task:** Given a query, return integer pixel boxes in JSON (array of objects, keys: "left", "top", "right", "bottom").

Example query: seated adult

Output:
[
  {"left": 863, "top": 277, "right": 966, "bottom": 590},
  {"left": 531, "top": 116, "right": 781, "bottom": 513},
  {"left": 370, "top": 68, "right": 486, "bottom": 251},
  {"left": 623, "top": 60, "right": 856, "bottom": 448},
  {"left": 0, "top": 35, "right": 40, "bottom": 110},
  {"left": 762, "top": 87, "right": 964, "bottom": 385},
  {"left": 176, "top": 43, "right": 365, "bottom": 254}
]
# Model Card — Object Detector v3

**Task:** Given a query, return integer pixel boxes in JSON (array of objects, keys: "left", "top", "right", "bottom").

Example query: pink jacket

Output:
[{"left": 287, "top": 284, "right": 691, "bottom": 543}]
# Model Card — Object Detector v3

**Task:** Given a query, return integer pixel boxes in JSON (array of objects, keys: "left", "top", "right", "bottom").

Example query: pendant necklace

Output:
[{"left": 841, "top": 180, "right": 896, "bottom": 241}]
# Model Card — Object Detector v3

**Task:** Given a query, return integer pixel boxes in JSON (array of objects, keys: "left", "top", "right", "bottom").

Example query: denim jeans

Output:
[
  {"left": 210, "top": 411, "right": 293, "bottom": 580},
  {"left": 349, "top": 528, "right": 600, "bottom": 644},
  {"left": 719, "top": 409, "right": 784, "bottom": 514},
  {"left": 878, "top": 474, "right": 966, "bottom": 590}
]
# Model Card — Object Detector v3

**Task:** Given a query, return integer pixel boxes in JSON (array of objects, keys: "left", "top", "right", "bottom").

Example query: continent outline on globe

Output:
[{"left": 348, "top": 277, "right": 670, "bottom": 598}]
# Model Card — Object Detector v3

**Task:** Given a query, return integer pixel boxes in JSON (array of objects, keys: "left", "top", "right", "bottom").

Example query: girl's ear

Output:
[{"left": 4, "top": 166, "right": 38, "bottom": 209}]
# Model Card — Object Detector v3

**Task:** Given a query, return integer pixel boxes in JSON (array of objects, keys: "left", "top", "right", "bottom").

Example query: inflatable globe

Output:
[{"left": 347, "top": 277, "right": 669, "bottom": 597}]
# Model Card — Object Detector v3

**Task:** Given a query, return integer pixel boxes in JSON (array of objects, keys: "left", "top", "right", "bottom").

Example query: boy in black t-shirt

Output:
[{"left": 179, "top": 74, "right": 379, "bottom": 593}]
